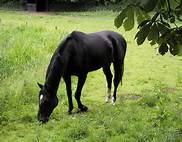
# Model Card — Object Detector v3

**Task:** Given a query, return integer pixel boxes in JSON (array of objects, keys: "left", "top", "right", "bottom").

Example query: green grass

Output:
[{"left": 0, "top": 10, "right": 182, "bottom": 142}]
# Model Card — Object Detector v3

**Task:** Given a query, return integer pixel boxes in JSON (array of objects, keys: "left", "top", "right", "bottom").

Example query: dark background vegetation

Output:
[{"left": 0, "top": 0, "right": 123, "bottom": 11}]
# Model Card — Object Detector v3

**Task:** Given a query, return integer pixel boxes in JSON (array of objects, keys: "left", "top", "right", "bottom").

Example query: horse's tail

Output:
[
  {"left": 109, "top": 34, "right": 127, "bottom": 86},
  {"left": 109, "top": 34, "right": 127, "bottom": 60},
  {"left": 122, "top": 37, "right": 127, "bottom": 57},
  {"left": 121, "top": 37, "right": 127, "bottom": 86}
]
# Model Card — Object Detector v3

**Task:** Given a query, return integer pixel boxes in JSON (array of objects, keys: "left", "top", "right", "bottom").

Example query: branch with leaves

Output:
[{"left": 115, "top": 0, "right": 182, "bottom": 56}]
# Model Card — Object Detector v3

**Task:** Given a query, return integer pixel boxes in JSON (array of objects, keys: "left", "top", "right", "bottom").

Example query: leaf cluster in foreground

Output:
[{"left": 115, "top": 0, "right": 182, "bottom": 56}]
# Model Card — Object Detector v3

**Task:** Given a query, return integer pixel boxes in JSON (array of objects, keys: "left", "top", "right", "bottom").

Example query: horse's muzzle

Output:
[
  {"left": 37, "top": 111, "right": 49, "bottom": 123},
  {"left": 38, "top": 117, "right": 49, "bottom": 123}
]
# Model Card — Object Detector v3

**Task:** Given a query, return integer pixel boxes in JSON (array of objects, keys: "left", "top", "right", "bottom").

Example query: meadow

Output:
[{"left": 0, "top": 10, "right": 182, "bottom": 142}]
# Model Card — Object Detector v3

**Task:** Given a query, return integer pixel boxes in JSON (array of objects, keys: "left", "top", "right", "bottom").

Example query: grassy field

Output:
[{"left": 0, "top": 10, "right": 182, "bottom": 142}]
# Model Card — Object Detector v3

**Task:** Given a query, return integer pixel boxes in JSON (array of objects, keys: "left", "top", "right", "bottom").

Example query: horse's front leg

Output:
[
  {"left": 75, "top": 75, "right": 88, "bottom": 112},
  {"left": 63, "top": 75, "right": 73, "bottom": 114}
]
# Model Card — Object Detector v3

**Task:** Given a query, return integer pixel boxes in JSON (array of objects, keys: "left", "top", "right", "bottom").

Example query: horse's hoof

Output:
[
  {"left": 68, "top": 107, "right": 73, "bottom": 115},
  {"left": 80, "top": 105, "right": 88, "bottom": 112},
  {"left": 68, "top": 111, "right": 72, "bottom": 115},
  {"left": 112, "top": 97, "right": 116, "bottom": 105}
]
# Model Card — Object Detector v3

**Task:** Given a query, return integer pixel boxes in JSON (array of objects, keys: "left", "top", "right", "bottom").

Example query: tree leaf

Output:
[
  {"left": 157, "top": 22, "right": 170, "bottom": 35},
  {"left": 161, "top": 11, "right": 169, "bottom": 20},
  {"left": 123, "top": 7, "right": 135, "bottom": 31},
  {"left": 160, "top": 20, "right": 170, "bottom": 28},
  {"left": 157, "top": 0, "right": 166, "bottom": 9},
  {"left": 159, "top": 43, "right": 168, "bottom": 55},
  {"left": 151, "top": 12, "right": 159, "bottom": 22},
  {"left": 168, "top": 39, "right": 179, "bottom": 55},
  {"left": 150, "top": 40, "right": 157, "bottom": 46},
  {"left": 143, "top": 0, "right": 158, "bottom": 12},
  {"left": 147, "top": 23, "right": 159, "bottom": 42},
  {"left": 169, "top": 45, "right": 179, "bottom": 55},
  {"left": 135, "top": 7, "right": 146, "bottom": 25},
  {"left": 114, "top": 8, "right": 127, "bottom": 28},
  {"left": 176, "top": 44, "right": 182, "bottom": 56},
  {"left": 170, "top": 15, "right": 175, "bottom": 23},
  {"left": 135, "top": 22, "right": 151, "bottom": 45},
  {"left": 137, "top": 19, "right": 150, "bottom": 29}
]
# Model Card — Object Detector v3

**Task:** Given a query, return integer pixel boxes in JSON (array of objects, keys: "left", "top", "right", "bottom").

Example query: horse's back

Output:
[
  {"left": 87, "top": 31, "right": 127, "bottom": 63},
  {"left": 71, "top": 30, "right": 126, "bottom": 54},
  {"left": 54, "top": 31, "right": 126, "bottom": 75},
  {"left": 70, "top": 31, "right": 113, "bottom": 70}
]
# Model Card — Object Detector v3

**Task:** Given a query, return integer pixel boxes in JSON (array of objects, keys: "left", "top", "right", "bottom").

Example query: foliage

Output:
[
  {"left": 0, "top": 0, "right": 15, "bottom": 3},
  {"left": 115, "top": 0, "right": 182, "bottom": 56},
  {"left": 0, "top": 0, "right": 121, "bottom": 5},
  {"left": 54, "top": 0, "right": 121, "bottom": 4}
]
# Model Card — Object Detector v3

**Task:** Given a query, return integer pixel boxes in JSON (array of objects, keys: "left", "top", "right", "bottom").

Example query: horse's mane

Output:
[
  {"left": 45, "top": 34, "right": 72, "bottom": 79},
  {"left": 44, "top": 31, "right": 92, "bottom": 93}
]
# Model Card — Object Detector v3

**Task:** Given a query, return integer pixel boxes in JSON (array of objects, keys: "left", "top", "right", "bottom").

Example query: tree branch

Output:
[{"left": 166, "top": 0, "right": 172, "bottom": 17}]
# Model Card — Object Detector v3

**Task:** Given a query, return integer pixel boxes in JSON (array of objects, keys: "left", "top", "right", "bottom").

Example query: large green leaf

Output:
[
  {"left": 150, "top": 40, "right": 157, "bottom": 46},
  {"left": 151, "top": 12, "right": 159, "bottom": 22},
  {"left": 161, "top": 11, "right": 169, "bottom": 20},
  {"left": 169, "top": 45, "right": 179, "bottom": 55},
  {"left": 176, "top": 44, "right": 182, "bottom": 56},
  {"left": 147, "top": 23, "right": 159, "bottom": 42},
  {"left": 175, "top": 2, "right": 182, "bottom": 21},
  {"left": 114, "top": 8, "right": 127, "bottom": 29},
  {"left": 160, "top": 20, "right": 170, "bottom": 28},
  {"left": 159, "top": 43, "right": 168, "bottom": 55},
  {"left": 169, "top": 0, "right": 180, "bottom": 9},
  {"left": 137, "top": 19, "right": 151, "bottom": 28},
  {"left": 157, "top": 0, "right": 167, "bottom": 9},
  {"left": 135, "top": 22, "right": 151, "bottom": 45},
  {"left": 174, "top": 27, "right": 182, "bottom": 44},
  {"left": 143, "top": 0, "right": 158, "bottom": 12},
  {"left": 170, "top": 15, "right": 176, "bottom": 23},
  {"left": 135, "top": 7, "right": 146, "bottom": 25},
  {"left": 157, "top": 22, "right": 170, "bottom": 35},
  {"left": 123, "top": 7, "right": 135, "bottom": 31}
]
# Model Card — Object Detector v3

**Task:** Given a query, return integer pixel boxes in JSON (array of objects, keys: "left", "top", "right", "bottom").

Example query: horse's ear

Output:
[{"left": 37, "top": 82, "right": 43, "bottom": 89}]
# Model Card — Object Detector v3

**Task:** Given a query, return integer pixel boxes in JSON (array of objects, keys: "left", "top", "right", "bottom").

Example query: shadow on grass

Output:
[
  {"left": 119, "top": 92, "right": 142, "bottom": 101},
  {"left": 161, "top": 87, "right": 178, "bottom": 94}
]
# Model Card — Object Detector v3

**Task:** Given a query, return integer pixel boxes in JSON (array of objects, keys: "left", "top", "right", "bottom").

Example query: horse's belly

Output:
[
  {"left": 67, "top": 58, "right": 109, "bottom": 75},
  {"left": 68, "top": 48, "right": 112, "bottom": 75},
  {"left": 67, "top": 64, "right": 82, "bottom": 75},
  {"left": 87, "top": 56, "right": 112, "bottom": 71},
  {"left": 87, "top": 44, "right": 113, "bottom": 71}
]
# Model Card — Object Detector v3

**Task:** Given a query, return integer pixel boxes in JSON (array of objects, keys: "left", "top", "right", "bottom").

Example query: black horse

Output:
[{"left": 37, "top": 31, "right": 127, "bottom": 123}]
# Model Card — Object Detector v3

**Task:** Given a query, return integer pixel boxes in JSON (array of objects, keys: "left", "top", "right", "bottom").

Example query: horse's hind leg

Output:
[
  {"left": 103, "top": 65, "right": 113, "bottom": 103},
  {"left": 112, "top": 61, "right": 124, "bottom": 105},
  {"left": 75, "top": 75, "right": 88, "bottom": 112}
]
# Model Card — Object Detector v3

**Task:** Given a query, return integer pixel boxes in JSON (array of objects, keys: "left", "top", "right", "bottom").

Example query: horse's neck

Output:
[
  {"left": 45, "top": 77, "right": 61, "bottom": 96},
  {"left": 45, "top": 74, "right": 61, "bottom": 95},
  {"left": 45, "top": 56, "right": 64, "bottom": 95},
  {"left": 45, "top": 38, "right": 71, "bottom": 95}
]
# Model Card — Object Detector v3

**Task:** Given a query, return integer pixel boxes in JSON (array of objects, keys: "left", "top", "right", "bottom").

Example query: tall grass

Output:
[{"left": 0, "top": 10, "right": 182, "bottom": 141}]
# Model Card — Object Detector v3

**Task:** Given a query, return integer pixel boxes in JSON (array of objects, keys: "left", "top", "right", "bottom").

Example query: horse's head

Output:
[{"left": 37, "top": 83, "right": 58, "bottom": 123}]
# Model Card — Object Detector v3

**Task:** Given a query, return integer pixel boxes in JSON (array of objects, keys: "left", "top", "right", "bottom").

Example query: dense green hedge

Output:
[
  {"left": 0, "top": 0, "right": 123, "bottom": 11},
  {"left": 0, "top": 0, "right": 122, "bottom": 5},
  {"left": 0, "top": 0, "right": 16, "bottom": 3}
]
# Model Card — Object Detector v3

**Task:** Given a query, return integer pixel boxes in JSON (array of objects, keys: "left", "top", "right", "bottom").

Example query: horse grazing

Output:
[{"left": 37, "top": 31, "right": 127, "bottom": 123}]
